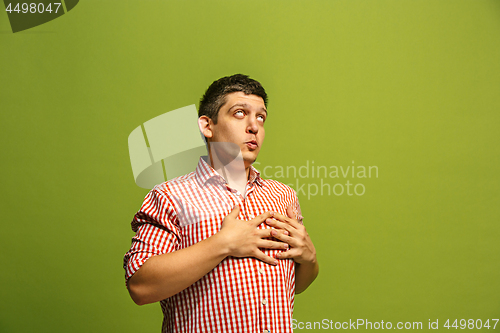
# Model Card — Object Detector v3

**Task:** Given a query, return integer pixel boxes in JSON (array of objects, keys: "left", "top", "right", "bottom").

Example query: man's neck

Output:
[{"left": 208, "top": 149, "right": 249, "bottom": 196}]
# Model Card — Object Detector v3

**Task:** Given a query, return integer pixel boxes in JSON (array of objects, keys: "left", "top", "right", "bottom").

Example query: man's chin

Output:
[{"left": 243, "top": 155, "right": 259, "bottom": 168}]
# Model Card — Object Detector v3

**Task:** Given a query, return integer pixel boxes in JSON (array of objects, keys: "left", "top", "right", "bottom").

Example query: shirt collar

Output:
[
  {"left": 195, "top": 156, "right": 225, "bottom": 187},
  {"left": 248, "top": 164, "right": 263, "bottom": 186},
  {"left": 195, "top": 156, "right": 263, "bottom": 188}
]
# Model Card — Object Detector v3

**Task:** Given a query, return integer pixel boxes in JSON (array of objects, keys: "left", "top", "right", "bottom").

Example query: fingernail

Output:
[
  {"left": 274, "top": 260, "right": 278, "bottom": 265},
  {"left": 284, "top": 231, "right": 289, "bottom": 236},
  {"left": 283, "top": 244, "right": 288, "bottom": 249},
  {"left": 271, "top": 230, "right": 277, "bottom": 236},
  {"left": 270, "top": 211, "right": 274, "bottom": 216},
  {"left": 276, "top": 252, "right": 281, "bottom": 258}
]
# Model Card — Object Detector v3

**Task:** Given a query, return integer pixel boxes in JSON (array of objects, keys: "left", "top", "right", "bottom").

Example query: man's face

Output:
[{"left": 206, "top": 91, "right": 267, "bottom": 168}]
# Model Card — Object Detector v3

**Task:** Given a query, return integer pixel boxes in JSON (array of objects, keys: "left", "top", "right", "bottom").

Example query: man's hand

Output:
[
  {"left": 265, "top": 206, "right": 316, "bottom": 264},
  {"left": 218, "top": 206, "right": 290, "bottom": 266},
  {"left": 265, "top": 205, "right": 319, "bottom": 293},
  {"left": 127, "top": 205, "right": 291, "bottom": 304}
]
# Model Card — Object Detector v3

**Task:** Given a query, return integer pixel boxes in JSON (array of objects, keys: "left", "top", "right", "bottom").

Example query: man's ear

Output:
[{"left": 198, "top": 116, "right": 213, "bottom": 140}]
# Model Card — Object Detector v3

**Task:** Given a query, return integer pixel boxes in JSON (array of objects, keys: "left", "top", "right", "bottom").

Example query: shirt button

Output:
[
  {"left": 259, "top": 268, "right": 265, "bottom": 274},
  {"left": 262, "top": 299, "right": 268, "bottom": 305}
]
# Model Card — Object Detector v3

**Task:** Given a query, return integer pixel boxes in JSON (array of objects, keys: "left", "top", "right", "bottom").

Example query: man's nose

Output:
[{"left": 246, "top": 117, "right": 259, "bottom": 134}]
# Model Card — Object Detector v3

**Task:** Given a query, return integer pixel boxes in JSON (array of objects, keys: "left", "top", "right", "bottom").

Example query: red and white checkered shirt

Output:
[{"left": 124, "top": 157, "right": 303, "bottom": 333}]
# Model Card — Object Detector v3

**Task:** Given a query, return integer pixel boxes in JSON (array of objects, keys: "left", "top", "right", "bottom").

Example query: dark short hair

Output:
[{"left": 199, "top": 74, "right": 268, "bottom": 124}]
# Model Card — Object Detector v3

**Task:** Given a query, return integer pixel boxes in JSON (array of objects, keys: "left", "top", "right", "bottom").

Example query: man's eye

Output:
[
  {"left": 257, "top": 115, "right": 266, "bottom": 122},
  {"left": 234, "top": 111, "right": 245, "bottom": 118}
]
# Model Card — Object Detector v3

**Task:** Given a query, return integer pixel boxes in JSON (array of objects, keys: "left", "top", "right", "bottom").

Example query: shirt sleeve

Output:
[{"left": 123, "top": 188, "right": 181, "bottom": 282}]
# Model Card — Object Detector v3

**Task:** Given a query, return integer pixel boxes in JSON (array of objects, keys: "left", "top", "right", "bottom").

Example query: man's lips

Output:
[{"left": 245, "top": 140, "right": 258, "bottom": 150}]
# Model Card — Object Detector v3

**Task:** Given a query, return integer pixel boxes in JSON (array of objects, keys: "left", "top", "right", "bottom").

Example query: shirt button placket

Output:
[
  {"left": 234, "top": 190, "right": 246, "bottom": 220},
  {"left": 257, "top": 263, "right": 270, "bottom": 333}
]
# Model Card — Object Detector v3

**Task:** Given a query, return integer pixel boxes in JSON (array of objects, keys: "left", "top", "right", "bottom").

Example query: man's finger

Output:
[
  {"left": 253, "top": 250, "right": 278, "bottom": 266},
  {"left": 270, "top": 229, "right": 298, "bottom": 247},
  {"left": 271, "top": 211, "right": 301, "bottom": 229},
  {"left": 269, "top": 228, "right": 289, "bottom": 237},
  {"left": 227, "top": 205, "right": 240, "bottom": 218},
  {"left": 265, "top": 218, "right": 294, "bottom": 235},
  {"left": 251, "top": 211, "right": 274, "bottom": 226},
  {"left": 276, "top": 249, "right": 298, "bottom": 260},
  {"left": 257, "top": 239, "right": 289, "bottom": 250},
  {"left": 256, "top": 228, "right": 288, "bottom": 239}
]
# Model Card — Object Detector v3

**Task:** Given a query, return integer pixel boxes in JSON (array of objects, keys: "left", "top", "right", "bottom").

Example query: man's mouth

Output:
[{"left": 245, "top": 140, "right": 258, "bottom": 150}]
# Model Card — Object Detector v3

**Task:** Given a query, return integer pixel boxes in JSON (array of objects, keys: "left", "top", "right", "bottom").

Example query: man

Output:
[{"left": 124, "top": 74, "right": 319, "bottom": 332}]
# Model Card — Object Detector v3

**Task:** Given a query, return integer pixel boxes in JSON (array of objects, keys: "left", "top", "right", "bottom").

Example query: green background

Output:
[{"left": 1, "top": 0, "right": 499, "bottom": 332}]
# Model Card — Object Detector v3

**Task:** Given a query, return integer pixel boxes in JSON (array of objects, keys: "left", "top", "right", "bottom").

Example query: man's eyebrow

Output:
[
  {"left": 227, "top": 103, "right": 267, "bottom": 113},
  {"left": 227, "top": 103, "right": 249, "bottom": 112}
]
